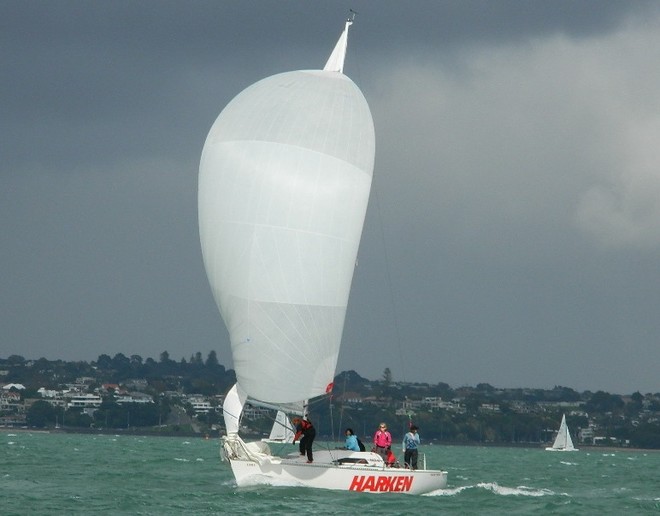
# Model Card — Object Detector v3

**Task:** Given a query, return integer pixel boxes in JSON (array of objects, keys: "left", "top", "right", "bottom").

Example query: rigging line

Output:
[
  {"left": 346, "top": 11, "right": 363, "bottom": 86},
  {"left": 372, "top": 171, "right": 407, "bottom": 383},
  {"left": 336, "top": 372, "right": 349, "bottom": 442},
  {"left": 222, "top": 407, "right": 243, "bottom": 427},
  {"left": 305, "top": 395, "right": 329, "bottom": 412},
  {"left": 329, "top": 397, "right": 335, "bottom": 444}
]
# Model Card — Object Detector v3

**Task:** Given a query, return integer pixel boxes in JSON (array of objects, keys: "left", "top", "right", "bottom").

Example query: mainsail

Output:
[
  {"left": 199, "top": 20, "right": 374, "bottom": 411},
  {"left": 263, "top": 410, "right": 295, "bottom": 443}
]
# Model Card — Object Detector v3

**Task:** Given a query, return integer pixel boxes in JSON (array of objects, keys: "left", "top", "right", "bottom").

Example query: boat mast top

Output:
[{"left": 323, "top": 10, "right": 357, "bottom": 74}]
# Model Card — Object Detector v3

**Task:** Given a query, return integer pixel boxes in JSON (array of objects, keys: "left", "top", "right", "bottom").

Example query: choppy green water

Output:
[{"left": 2, "top": 431, "right": 659, "bottom": 515}]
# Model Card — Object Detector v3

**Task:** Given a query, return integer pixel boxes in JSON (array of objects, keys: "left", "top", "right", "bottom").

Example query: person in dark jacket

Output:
[{"left": 292, "top": 416, "right": 316, "bottom": 463}]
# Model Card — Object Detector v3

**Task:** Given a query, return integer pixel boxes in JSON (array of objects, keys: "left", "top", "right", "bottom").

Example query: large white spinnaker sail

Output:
[{"left": 198, "top": 23, "right": 375, "bottom": 408}]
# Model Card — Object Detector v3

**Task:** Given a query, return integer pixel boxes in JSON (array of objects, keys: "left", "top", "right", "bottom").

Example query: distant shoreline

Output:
[
  {"left": 2, "top": 426, "right": 658, "bottom": 452},
  {"left": 0, "top": 426, "right": 209, "bottom": 439}
]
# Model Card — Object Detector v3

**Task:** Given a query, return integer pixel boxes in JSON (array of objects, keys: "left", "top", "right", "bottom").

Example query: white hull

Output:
[
  {"left": 223, "top": 436, "right": 447, "bottom": 494},
  {"left": 545, "top": 446, "right": 578, "bottom": 452}
]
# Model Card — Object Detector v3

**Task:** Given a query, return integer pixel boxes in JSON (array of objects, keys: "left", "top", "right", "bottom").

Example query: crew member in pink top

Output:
[{"left": 373, "top": 422, "right": 392, "bottom": 461}]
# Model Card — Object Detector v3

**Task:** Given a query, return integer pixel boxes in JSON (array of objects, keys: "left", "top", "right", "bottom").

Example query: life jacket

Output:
[{"left": 294, "top": 419, "right": 314, "bottom": 441}]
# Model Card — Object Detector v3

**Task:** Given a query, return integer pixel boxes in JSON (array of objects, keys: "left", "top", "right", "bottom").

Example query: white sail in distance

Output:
[
  {"left": 546, "top": 414, "right": 578, "bottom": 451},
  {"left": 198, "top": 24, "right": 375, "bottom": 405}
]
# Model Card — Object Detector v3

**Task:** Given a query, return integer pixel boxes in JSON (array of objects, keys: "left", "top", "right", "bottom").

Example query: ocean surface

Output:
[{"left": 2, "top": 430, "right": 659, "bottom": 515}]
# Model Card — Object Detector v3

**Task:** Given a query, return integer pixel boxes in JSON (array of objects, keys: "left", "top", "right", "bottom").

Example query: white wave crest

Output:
[
  {"left": 424, "top": 485, "right": 473, "bottom": 496},
  {"left": 425, "top": 482, "right": 560, "bottom": 498},
  {"left": 477, "top": 482, "right": 558, "bottom": 497}
]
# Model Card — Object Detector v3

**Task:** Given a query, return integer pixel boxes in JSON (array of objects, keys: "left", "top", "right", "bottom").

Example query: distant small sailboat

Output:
[
  {"left": 261, "top": 410, "right": 295, "bottom": 444},
  {"left": 545, "top": 414, "right": 578, "bottom": 451}
]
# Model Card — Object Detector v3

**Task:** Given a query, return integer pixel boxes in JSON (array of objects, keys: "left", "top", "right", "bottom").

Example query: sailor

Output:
[
  {"left": 402, "top": 425, "right": 420, "bottom": 470},
  {"left": 373, "top": 422, "right": 392, "bottom": 461},
  {"left": 386, "top": 447, "right": 400, "bottom": 467},
  {"left": 292, "top": 416, "right": 316, "bottom": 463},
  {"left": 344, "top": 428, "right": 360, "bottom": 451}
]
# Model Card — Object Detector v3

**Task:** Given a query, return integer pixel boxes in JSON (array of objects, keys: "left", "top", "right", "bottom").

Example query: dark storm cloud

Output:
[
  {"left": 2, "top": 1, "right": 660, "bottom": 394},
  {"left": 3, "top": 1, "right": 657, "bottom": 169}
]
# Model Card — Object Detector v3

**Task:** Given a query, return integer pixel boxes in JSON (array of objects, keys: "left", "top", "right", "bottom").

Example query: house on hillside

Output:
[{"left": 2, "top": 383, "right": 26, "bottom": 391}]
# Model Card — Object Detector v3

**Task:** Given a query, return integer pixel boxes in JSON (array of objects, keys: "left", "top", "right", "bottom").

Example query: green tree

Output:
[
  {"left": 93, "top": 399, "right": 163, "bottom": 429},
  {"left": 206, "top": 350, "right": 219, "bottom": 369},
  {"left": 382, "top": 367, "right": 392, "bottom": 384},
  {"left": 96, "top": 354, "right": 113, "bottom": 370},
  {"left": 380, "top": 367, "right": 393, "bottom": 399},
  {"left": 7, "top": 355, "right": 26, "bottom": 365},
  {"left": 64, "top": 409, "right": 93, "bottom": 428},
  {"left": 112, "top": 353, "right": 131, "bottom": 378},
  {"left": 158, "top": 351, "right": 177, "bottom": 375},
  {"left": 586, "top": 391, "right": 624, "bottom": 413},
  {"left": 630, "top": 423, "right": 660, "bottom": 449},
  {"left": 476, "top": 383, "right": 495, "bottom": 393},
  {"left": 26, "top": 400, "right": 58, "bottom": 428}
]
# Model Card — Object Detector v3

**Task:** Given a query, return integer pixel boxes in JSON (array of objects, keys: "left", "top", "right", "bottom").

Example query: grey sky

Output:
[{"left": 2, "top": 1, "right": 660, "bottom": 394}]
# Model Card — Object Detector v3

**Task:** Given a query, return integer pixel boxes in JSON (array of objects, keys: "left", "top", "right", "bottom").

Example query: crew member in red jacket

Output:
[{"left": 292, "top": 416, "right": 316, "bottom": 463}]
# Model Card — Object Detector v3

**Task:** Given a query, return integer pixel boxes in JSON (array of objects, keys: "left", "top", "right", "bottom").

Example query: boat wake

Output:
[{"left": 425, "top": 482, "right": 566, "bottom": 497}]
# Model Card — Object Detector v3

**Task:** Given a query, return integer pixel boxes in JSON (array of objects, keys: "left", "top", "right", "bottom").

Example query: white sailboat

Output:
[
  {"left": 545, "top": 414, "right": 578, "bottom": 451},
  {"left": 261, "top": 410, "right": 295, "bottom": 444},
  {"left": 198, "top": 15, "right": 448, "bottom": 494}
]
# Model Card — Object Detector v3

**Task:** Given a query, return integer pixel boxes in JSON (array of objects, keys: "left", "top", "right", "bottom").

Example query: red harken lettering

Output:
[{"left": 348, "top": 475, "right": 413, "bottom": 493}]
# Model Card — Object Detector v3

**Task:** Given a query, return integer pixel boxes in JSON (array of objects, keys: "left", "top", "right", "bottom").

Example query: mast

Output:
[{"left": 323, "top": 11, "right": 357, "bottom": 73}]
